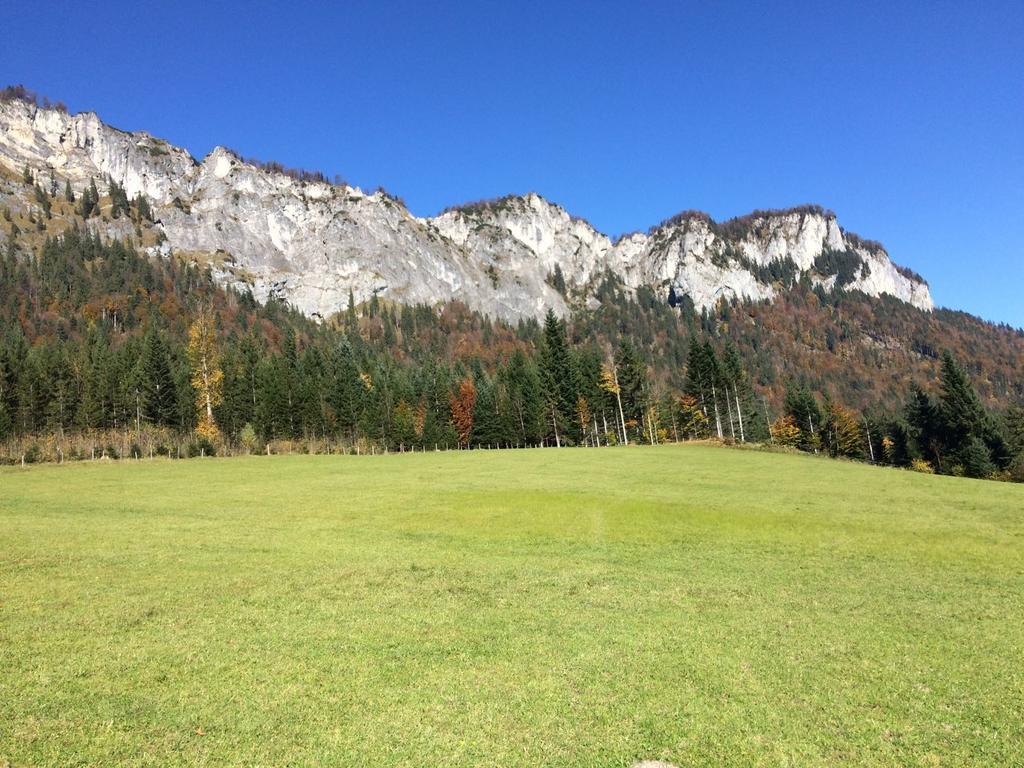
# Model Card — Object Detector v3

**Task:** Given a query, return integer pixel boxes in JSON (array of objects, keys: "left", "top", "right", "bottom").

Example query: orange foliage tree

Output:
[{"left": 449, "top": 377, "right": 476, "bottom": 448}]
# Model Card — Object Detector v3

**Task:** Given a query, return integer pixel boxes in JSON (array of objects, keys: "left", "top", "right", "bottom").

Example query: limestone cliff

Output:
[{"left": 0, "top": 97, "right": 933, "bottom": 321}]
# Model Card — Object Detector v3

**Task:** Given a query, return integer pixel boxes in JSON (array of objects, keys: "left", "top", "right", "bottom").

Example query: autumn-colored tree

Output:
[
  {"left": 599, "top": 362, "right": 628, "bottom": 445},
  {"left": 772, "top": 415, "right": 802, "bottom": 447},
  {"left": 677, "top": 394, "right": 709, "bottom": 439},
  {"left": 829, "top": 403, "right": 865, "bottom": 459},
  {"left": 881, "top": 435, "right": 895, "bottom": 464},
  {"left": 188, "top": 309, "right": 224, "bottom": 442},
  {"left": 576, "top": 395, "right": 592, "bottom": 445},
  {"left": 413, "top": 400, "right": 426, "bottom": 439},
  {"left": 449, "top": 377, "right": 476, "bottom": 448}
]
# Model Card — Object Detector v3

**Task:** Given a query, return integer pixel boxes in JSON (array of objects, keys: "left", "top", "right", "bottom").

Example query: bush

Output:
[
  {"left": 239, "top": 423, "right": 260, "bottom": 453},
  {"left": 188, "top": 437, "right": 216, "bottom": 457},
  {"left": 910, "top": 458, "right": 934, "bottom": 474},
  {"left": 960, "top": 436, "right": 995, "bottom": 479}
]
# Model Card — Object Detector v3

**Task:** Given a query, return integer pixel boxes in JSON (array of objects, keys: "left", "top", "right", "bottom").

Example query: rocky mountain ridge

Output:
[{"left": 0, "top": 95, "right": 933, "bottom": 321}]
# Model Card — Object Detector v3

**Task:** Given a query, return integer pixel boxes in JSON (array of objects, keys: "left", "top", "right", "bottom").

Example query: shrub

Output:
[
  {"left": 1007, "top": 456, "right": 1024, "bottom": 484},
  {"left": 239, "top": 423, "right": 260, "bottom": 453},
  {"left": 910, "top": 458, "right": 935, "bottom": 474},
  {"left": 188, "top": 437, "right": 216, "bottom": 457}
]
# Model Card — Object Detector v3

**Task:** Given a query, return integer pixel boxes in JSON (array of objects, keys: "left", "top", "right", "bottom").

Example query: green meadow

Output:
[{"left": 1, "top": 445, "right": 1022, "bottom": 766}]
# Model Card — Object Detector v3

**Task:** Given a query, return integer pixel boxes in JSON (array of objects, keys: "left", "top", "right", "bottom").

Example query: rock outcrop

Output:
[{"left": 0, "top": 97, "right": 933, "bottom": 321}]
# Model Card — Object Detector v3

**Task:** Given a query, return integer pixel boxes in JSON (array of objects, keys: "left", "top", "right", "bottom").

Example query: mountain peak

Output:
[{"left": 0, "top": 90, "right": 933, "bottom": 320}]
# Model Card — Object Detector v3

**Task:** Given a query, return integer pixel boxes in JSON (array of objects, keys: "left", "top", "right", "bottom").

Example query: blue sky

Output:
[{"left": 3, "top": 1, "right": 1022, "bottom": 326}]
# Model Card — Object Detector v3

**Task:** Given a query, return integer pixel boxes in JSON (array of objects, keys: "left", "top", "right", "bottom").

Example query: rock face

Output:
[{"left": 0, "top": 98, "right": 933, "bottom": 320}]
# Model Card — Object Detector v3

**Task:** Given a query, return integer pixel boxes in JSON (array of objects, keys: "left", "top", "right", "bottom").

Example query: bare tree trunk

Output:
[
  {"left": 734, "top": 386, "right": 745, "bottom": 443},
  {"left": 807, "top": 414, "right": 817, "bottom": 453},
  {"left": 710, "top": 383, "right": 723, "bottom": 439},
  {"left": 763, "top": 396, "right": 774, "bottom": 443},
  {"left": 613, "top": 369, "right": 628, "bottom": 446},
  {"left": 725, "top": 389, "right": 736, "bottom": 440},
  {"left": 863, "top": 417, "right": 875, "bottom": 463}
]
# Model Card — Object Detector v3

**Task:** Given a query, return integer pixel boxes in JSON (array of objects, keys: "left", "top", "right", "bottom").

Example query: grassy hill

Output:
[{"left": 2, "top": 445, "right": 1022, "bottom": 766}]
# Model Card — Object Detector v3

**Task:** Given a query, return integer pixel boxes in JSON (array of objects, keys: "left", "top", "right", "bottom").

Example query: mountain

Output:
[{"left": 0, "top": 91, "right": 932, "bottom": 322}]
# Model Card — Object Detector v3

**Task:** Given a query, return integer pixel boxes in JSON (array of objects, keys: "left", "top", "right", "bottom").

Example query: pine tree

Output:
[
  {"left": 256, "top": 355, "right": 288, "bottom": 440},
  {"left": 538, "top": 309, "right": 574, "bottom": 446},
  {"left": 684, "top": 342, "right": 725, "bottom": 439},
  {"left": 77, "top": 330, "right": 112, "bottom": 430},
  {"left": 938, "top": 352, "right": 988, "bottom": 448},
  {"left": 345, "top": 289, "right": 358, "bottom": 334},
  {"left": 134, "top": 194, "right": 152, "bottom": 222},
  {"left": 331, "top": 337, "right": 362, "bottom": 442},
  {"left": 1006, "top": 403, "right": 1024, "bottom": 460},
  {"left": 137, "top": 324, "right": 178, "bottom": 426},
  {"left": 615, "top": 339, "right": 647, "bottom": 441},
  {"left": 961, "top": 436, "right": 995, "bottom": 479},
  {"left": 108, "top": 177, "right": 130, "bottom": 218},
  {"left": 504, "top": 349, "right": 542, "bottom": 446},
  {"left": 904, "top": 384, "right": 944, "bottom": 468},
  {"left": 471, "top": 376, "right": 504, "bottom": 448},
  {"left": 784, "top": 384, "right": 822, "bottom": 452},
  {"left": 936, "top": 351, "right": 1009, "bottom": 472}
]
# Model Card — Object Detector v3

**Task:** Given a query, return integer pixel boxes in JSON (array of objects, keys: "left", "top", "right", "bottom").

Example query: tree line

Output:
[{"left": 0, "top": 227, "right": 1021, "bottom": 481}]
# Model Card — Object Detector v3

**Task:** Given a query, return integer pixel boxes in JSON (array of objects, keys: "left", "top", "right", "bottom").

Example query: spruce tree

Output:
[
  {"left": 938, "top": 352, "right": 988, "bottom": 449},
  {"left": 538, "top": 309, "right": 575, "bottom": 445},
  {"left": 1006, "top": 403, "right": 1024, "bottom": 460},
  {"left": 504, "top": 348, "right": 542, "bottom": 446},
  {"left": 905, "top": 384, "right": 943, "bottom": 469},
  {"left": 331, "top": 338, "right": 362, "bottom": 442},
  {"left": 137, "top": 324, "right": 178, "bottom": 426},
  {"left": 784, "top": 384, "right": 822, "bottom": 452},
  {"left": 936, "top": 351, "right": 1008, "bottom": 472},
  {"left": 615, "top": 339, "right": 647, "bottom": 438}
]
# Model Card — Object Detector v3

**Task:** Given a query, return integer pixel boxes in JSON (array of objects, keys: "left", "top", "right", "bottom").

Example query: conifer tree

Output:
[
  {"left": 331, "top": 337, "right": 362, "bottom": 442},
  {"left": 538, "top": 309, "right": 574, "bottom": 445},
  {"left": 504, "top": 348, "right": 542, "bottom": 446},
  {"left": 784, "top": 384, "right": 822, "bottom": 452},
  {"left": 904, "top": 384, "right": 944, "bottom": 468},
  {"left": 936, "top": 351, "right": 1009, "bottom": 475},
  {"left": 615, "top": 339, "right": 647, "bottom": 440},
  {"left": 137, "top": 324, "right": 178, "bottom": 426}
]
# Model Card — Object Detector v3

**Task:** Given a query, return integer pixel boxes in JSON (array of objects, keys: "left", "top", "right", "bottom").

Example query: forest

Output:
[{"left": 1, "top": 178, "right": 1023, "bottom": 481}]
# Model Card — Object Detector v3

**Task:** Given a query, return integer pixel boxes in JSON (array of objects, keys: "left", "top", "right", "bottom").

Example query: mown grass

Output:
[{"left": 1, "top": 445, "right": 1022, "bottom": 766}]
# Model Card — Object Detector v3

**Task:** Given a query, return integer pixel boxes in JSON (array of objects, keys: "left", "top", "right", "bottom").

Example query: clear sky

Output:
[{"left": 3, "top": 1, "right": 1021, "bottom": 326}]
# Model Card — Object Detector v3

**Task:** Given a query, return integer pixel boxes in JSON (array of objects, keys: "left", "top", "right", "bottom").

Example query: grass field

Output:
[{"left": 2, "top": 445, "right": 1022, "bottom": 767}]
